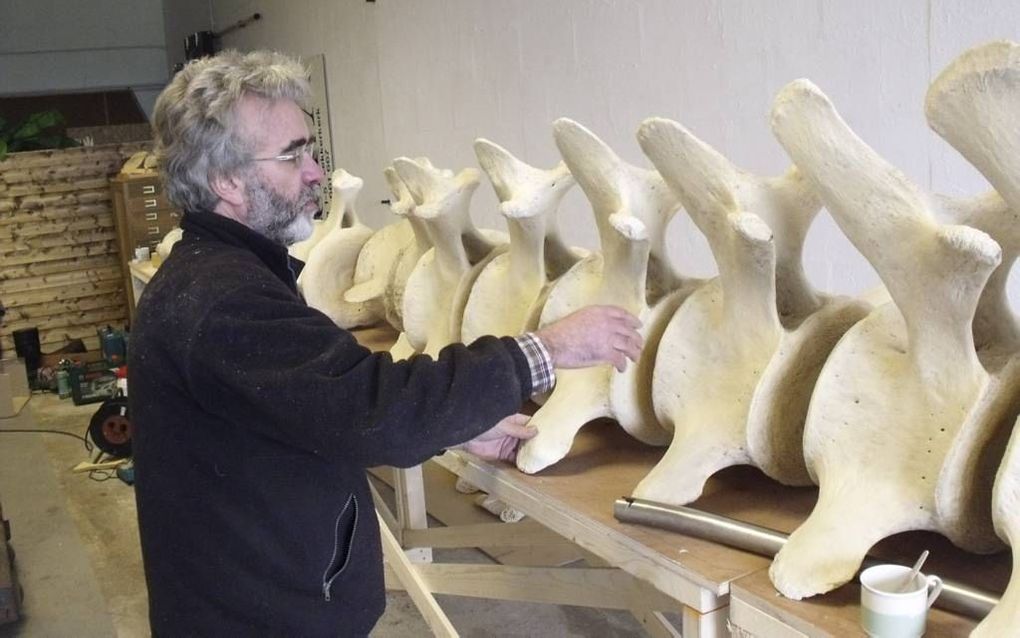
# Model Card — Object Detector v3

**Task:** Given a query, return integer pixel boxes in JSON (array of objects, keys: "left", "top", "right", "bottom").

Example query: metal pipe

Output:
[
  {"left": 214, "top": 13, "right": 262, "bottom": 39},
  {"left": 614, "top": 497, "right": 999, "bottom": 620}
]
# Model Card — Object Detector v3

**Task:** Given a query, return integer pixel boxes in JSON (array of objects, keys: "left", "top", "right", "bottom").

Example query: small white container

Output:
[{"left": 860, "top": 563, "right": 943, "bottom": 637}]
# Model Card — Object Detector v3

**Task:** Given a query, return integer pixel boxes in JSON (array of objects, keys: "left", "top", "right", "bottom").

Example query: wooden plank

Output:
[
  {"left": 410, "top": 564, "right": 686, "bottom": 613},
  {"left": 0, "top": 190, "right": 111, "bottom": 213},
  {"left": 368, "top": 480, "right": 401, "bottom": 541},
  {"left": 0, "top": 241, "right": 120, "bottom": 267},
  {"left": 3, "top": 285, "right": 124, "bottom": 314},
  {"left": 401, "top": 520, "right": 574, "bottom": 550},
  {"left": 1, "top": 265, "right": 122, "bottom": 295},
  {"left": 728, "top": 569, "right": 977, "bottom": 638},
  {"left": 70, "top": 459, "right": 130, "bottom": 473},
  {"left": 2, "top": 279, "right": 124, "bottom": 308},
  {"left": 2, "top": 293, "right": 127, "bottom": 322},
  {"left": 0, "top": 203, "right": 111, "bottom": 226},
  {"left": 0, "top": 214, "right": 114, "bottom": 240},
  {"left": 377, "top": 512, "right": 459, "bottom": 638},
  {"left": 2, "top": 306, "right": 126, "bottom": 334},
  {"left": 0, "top": 153, "right": 126, "bottom": 174},
  {"left": 0, "top": 161, "right": 126, "bottom": 187},
  {"left": 0, "top": 254, "right": 119, "bottom": 280},
  {"left": 0, "top": 228, "right": 117, "bottom": 253},
  {"left": 1, "top": 177, "right": 112, "bottom": 198},
  {"left": 0, "top": 265, "right": 122, "bottom": 296},
  {"left": 0, "top": 143, "right": 148, "bottom": 172},
  {"left": 394, "top": 466, "right": 432, "bottom": 563}
]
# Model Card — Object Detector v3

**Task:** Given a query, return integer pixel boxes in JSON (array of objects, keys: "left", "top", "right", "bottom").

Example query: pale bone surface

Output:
[
  {"left": 345, "top": 164, "right": 434, "bottom": 334},
  {"left": 767, "top": 78, "right": 1013, "bottom": 601},
  {"left": 975, "top": 419, "right": 1020, "bottom": 637},
  {"left": 929, "top": 41, "right": 1020, "bottom": 637},
  {"left": 515, "top": 118, "right": 701, "bottom": 475},
  {"left": 296, "top": 169, "right": 376, "bottom": 328},
  {"left": 155, "top": 227, "right": 183, "bottom": 258},
  {"left": 392, "top": 157, "right": 507, "bottom": 358},
  {"left": 928, "top": 193, "right": 1020, "bottom": 556},
  {"left": 460, "top": 139, "right": 584, "bottom": 345},
  {"left": 288, "top": 169, "right": 351, "bottom": 262},
  {"left": 632, "top": 118, "right": 870, "bottom": 507}
]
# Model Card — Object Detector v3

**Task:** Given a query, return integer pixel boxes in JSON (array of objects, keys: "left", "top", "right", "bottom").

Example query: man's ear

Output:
[{"left": 210, "top": 171, "right": 246, "bottom": 208}]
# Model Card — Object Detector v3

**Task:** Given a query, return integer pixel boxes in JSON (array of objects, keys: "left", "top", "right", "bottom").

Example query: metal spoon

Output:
[{"left": 899, "top": 550, "right": 930, "bottom": 592}]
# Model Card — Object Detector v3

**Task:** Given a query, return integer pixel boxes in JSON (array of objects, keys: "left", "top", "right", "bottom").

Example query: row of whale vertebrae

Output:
[
  {"left": 764, "top": 41, "right": 1020, "bottom": 638},
  {"left": 291, "top": 40, "right": 1020, "bottom": 636}
]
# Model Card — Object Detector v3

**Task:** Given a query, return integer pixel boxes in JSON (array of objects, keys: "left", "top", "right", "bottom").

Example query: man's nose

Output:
[{"left": 302, "top": 154, "right": 325, "bottom": 184}]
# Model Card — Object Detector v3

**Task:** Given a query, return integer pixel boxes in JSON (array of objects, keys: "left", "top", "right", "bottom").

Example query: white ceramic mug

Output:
[{"left": 860, "top": 564, "right": 943, "bottom": 638}]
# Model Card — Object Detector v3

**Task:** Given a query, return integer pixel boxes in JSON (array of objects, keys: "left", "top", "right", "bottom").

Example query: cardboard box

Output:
[{"left": 38, "top": 349, "right": 104, "bottom": 370}]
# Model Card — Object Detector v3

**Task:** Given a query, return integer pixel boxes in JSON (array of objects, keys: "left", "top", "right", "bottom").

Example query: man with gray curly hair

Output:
[
  {"left": 130, "top": 49, "right": 643, "bottom": 636},
  {"left": 153, "top": 49, "right": 321, "bottom": 244}
]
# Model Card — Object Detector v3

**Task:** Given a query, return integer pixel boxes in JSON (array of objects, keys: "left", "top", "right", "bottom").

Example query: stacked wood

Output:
[{"left": 0, "top": 143, "right": 149, "bottom": 355}]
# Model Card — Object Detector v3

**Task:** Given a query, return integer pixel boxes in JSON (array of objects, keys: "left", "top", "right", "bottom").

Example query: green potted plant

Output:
[{"left": 0, "top": 109, "right": 81, "bottom": 161}]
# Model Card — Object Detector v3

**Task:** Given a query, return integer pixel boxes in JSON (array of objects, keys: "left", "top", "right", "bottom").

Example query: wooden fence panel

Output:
[{"left": 0, "top": 142, "right": 149, "bottom": 358}]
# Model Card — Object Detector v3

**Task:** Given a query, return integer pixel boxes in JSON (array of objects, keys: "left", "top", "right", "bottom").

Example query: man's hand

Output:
[
  {"left": 459, "top": 413, "right": 537, "bottom": 462},
  {"left": 535, "top": 305, "right": 643, "bottom": 372}
]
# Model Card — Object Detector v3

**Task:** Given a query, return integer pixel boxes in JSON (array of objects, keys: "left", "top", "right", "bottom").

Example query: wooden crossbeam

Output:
[
  {"left": 401, "top": 520, "right": 573, "bottom": 550},
  {"left": 378, "top": 512, "right": 458, "bottom": 638},
  {"left": 387, "top": 563, "right": 687, "bottom": 613}
]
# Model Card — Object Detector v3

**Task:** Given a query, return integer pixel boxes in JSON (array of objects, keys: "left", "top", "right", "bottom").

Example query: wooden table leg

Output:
[{"left": 394, "top": 465, "right": 432, "bottom": 563}]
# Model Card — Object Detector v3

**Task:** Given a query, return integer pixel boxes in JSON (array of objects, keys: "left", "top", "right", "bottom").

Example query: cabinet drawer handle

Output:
[
  {"left": 144, "top": 198, "right": 158, "bottom": 208},
  {"left": 145, "top": 212, "right": 158, "bottom": 221},
  {"left": 147, "top": 226, "right": 160, "bottom": 235},
  {"left": 142, "top": 185, "right": 157, "bottom": 195}
]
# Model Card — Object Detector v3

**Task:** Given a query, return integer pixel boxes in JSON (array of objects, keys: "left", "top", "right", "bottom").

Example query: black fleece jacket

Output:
[{"left": 129, "top": 210, "right": 534, "bottom": 637}]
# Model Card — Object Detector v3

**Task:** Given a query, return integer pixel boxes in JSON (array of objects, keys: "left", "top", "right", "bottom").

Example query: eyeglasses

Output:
[{"left": 250, "top": 141, "right": 318, "bottom": 167}]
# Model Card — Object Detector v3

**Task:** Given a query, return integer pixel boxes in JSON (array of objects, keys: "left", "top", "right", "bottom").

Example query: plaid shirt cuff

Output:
[{"left": 514, "top": 333, "right": 556, "bottom": 397}]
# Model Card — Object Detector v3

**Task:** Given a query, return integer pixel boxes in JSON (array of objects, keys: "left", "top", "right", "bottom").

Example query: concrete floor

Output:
[{"left": 0, "top": 393, "right": 646, "bottom": 637}]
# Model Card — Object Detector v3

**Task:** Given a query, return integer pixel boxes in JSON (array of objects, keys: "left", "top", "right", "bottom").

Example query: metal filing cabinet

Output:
[{"left": 109, "top": 173, "right": 181, "bottom": 322}]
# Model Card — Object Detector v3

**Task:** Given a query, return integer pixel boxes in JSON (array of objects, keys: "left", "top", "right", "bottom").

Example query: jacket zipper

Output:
[{"left": 322, "top": 493, "right": 359, "bottom": 602}]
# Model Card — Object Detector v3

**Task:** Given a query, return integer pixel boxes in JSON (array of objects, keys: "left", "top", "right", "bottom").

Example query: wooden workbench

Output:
[
  {"left": 435, "top": 421, "right": 766, "bottom": 603},
  {"left": 354, "top": 325, "right": 1009, "bottom": 637}
]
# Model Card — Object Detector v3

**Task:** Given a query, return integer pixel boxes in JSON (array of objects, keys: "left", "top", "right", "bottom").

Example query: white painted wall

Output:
[
  {"left": 0, "top": 0, "right": 170, "bottom": 117},
  {"left": 210, "top": 0, "right": 1020, "bottom": 300}
]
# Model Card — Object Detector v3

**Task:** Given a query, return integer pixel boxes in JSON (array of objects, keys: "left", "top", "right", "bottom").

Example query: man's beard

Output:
[{"left": 244, "top": 177, "right": 320, "bottom": 246}]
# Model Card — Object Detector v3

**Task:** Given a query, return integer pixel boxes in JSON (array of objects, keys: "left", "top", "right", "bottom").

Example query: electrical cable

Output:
[
  {"left": 87, "top": 470, "right": 118, "bottom": 482},
  {"left": 0, "top": 397, "right": 135, "bottom": 483},
  {"left": 0, "top": 427, "right": 122, "bottom": 481},
  {"left": 0, "top": 428, "right": 92, "bottom": 451}
]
